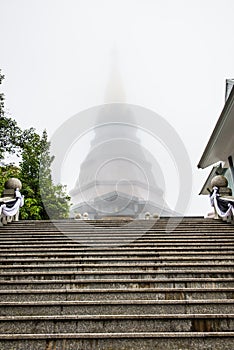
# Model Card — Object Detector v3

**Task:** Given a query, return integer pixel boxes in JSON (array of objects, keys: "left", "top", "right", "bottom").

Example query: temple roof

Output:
[
  {"left": 198, "top": 84, "right": 234, "bottom": 169},
  {"left": 198, "top": 164, "right": 226, "bottom": 195}
]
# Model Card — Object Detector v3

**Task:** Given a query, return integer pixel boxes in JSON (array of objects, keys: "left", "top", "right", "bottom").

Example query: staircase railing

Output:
[
  {"left": 210, "top": 186, "right": 234, "bottom": 224},
  {"left": 0, "top": 189, "right": 24, "bottom": 226}
]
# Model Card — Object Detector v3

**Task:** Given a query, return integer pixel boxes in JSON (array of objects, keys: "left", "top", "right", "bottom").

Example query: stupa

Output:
[{"left": 70, "top": 52, "right": 172, "bottom": 219}]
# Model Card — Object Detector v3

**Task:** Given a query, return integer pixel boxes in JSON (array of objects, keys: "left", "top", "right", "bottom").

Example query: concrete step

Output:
[
  {"left": 0, "top": 314, "right": 233, "bottom": 334},
  {"left": 0, "top": 332, "right": 233, "bottom": 350},
  {"left": 1, "top": 262, "right": 233, "bottom": 272},
  {"left": 0, "top": 278, "right": 233, "bottom": 290},
  {"left": 0, "top": 217, "right": 234, "bottom": 349},
  {"left": 1, "top": 243, "right": 234, "bottom": 249},
  {"left": 1, "top": 231, "right": 234, "bottom": 237},
  {"left": 7, "top": 227, "right": 234, "bottom": 234},
  {"left": 1, "top": 245, "right": 234, "bottom": 252},
  {"left": 1, "top": 252, "right": 234, "bottom": 260},
  {"left": 1, "top": 287, "right": 233, "bottom": 302},
  {"left": 7, "top": 226, "right": 230, "bottom": 232},
  {"left": 0, "top": 299, "right": 233, "bottom": 316},
  {"left": 5, "top": 228, "right": 233, "bottom": 234},
  {"left": 3, "top": 224, "right": 234, "bottom": 231},
  {"left": 1, "top": 242, "right": 234, "bottom": 249},
  {"left": 4, "top": 217, "right": 234, "bottom": 227},
  {"left": 2, "top": 223, "right": 215, "bottom": 228},
  {"left": 1, "top": 256, "right": 234, "bottom": 264},
  {"left": 2, "top": 233, "right": 234, "bottom": 240},
  {"left": 0, "top": 269, "right": 233, "bottom": 281}
]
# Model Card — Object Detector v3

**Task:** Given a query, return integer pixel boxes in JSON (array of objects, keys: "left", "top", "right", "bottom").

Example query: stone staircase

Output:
[{"left": 0, "top": 217, "right": 233, "bottom": 349}]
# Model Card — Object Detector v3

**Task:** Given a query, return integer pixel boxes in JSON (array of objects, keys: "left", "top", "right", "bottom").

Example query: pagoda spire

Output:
[{"left": 104, "top": 48, "right": 126, "bottom": 103}]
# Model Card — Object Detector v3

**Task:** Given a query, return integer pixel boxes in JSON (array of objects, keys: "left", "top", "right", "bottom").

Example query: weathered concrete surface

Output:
[
  {"left": 0, "top": 218, "right": 234, "bottom": 349},
  {"left": 0, "top": 300, "right": 233, "bottom": 316},
  {"left": 0, "top": 333, "right": 234, "bottom": 350},
  {"left": 0, "top": 314, "right": 234, "bottom": 333},
  {"left": 0, "top": 287, "right": 233, "bottom": 302}
]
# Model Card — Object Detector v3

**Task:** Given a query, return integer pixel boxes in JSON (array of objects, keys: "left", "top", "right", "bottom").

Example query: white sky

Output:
[{"left": 1, "top": 0, "right": 234, "bottom": 215}]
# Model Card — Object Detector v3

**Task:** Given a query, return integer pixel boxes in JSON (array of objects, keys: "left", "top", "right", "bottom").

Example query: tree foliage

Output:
[
  {"left": 0, "top": 70, "right": 4, "bottom": 118},
  {"left": 0, "top": 70, "right": 71, "bottom": 219},
  {"left": 0, "top": 71, "right": 21, "bottom": 159},
  {"left": 19, "top": 129, "right": 70, "bottom": 220}
]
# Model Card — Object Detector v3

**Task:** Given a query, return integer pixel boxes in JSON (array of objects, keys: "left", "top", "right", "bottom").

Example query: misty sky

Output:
[{"left": 1, "top": 0, "right": 234, "bottom": 215}]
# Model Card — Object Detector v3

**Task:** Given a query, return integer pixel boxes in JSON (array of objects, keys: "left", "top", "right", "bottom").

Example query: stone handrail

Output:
[
  {"left": 210, "top": 187, "right": 234, "bottom": 224},
  {"left": 0, "top": 190, "right": 24, "bottom": 226}
]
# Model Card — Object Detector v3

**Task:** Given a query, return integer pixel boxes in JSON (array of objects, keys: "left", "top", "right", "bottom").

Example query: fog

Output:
[{"left": 1, "top": 0, "right": 234, "bottom": 215}]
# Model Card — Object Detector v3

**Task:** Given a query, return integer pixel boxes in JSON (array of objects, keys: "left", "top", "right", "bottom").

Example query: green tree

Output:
[
  {"left": 0, "top": 69, "right": 4, "bottom": 118},
  {"left": 19, "top": 128, "right": 70, "bottom": 220},
  {"left": 39, "top": 130, "right": 70, "bottom": 219},
  {"left": 18, "top": 128, "right": 43, "bottom": 219},
  {"left": 0, "top": 70, "right": 70, "bottom": 219},
  {"left": 0, "top": 70, "right": 21, "bottom": 160}
]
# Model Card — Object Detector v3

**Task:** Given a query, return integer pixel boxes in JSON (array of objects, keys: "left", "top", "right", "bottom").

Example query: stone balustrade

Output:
[{"left": 0, "top": 178, "right": 24, "bottom": 226}]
